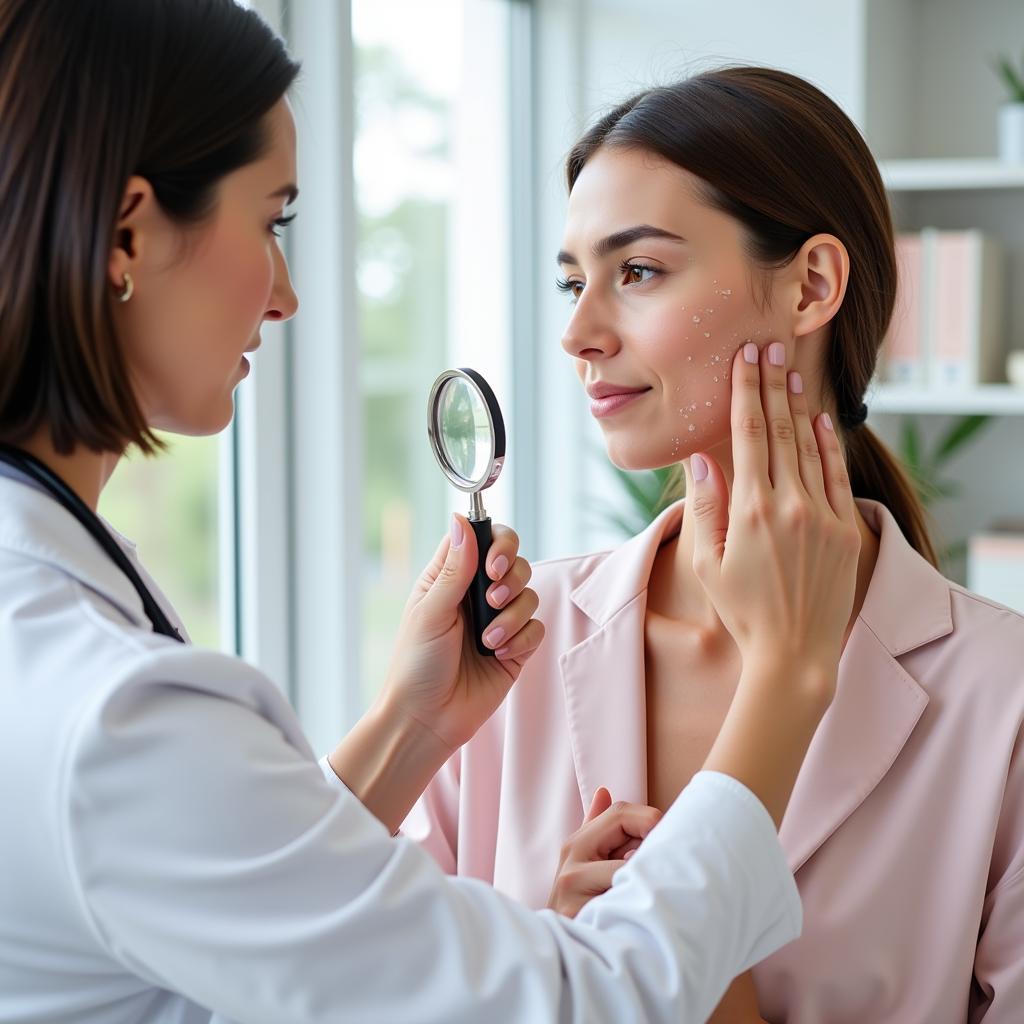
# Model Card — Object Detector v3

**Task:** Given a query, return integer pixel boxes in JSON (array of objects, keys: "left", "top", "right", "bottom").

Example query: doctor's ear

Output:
[
  {"left": 784, "top": 233, "right": 849, "bottom": 338},
  {"left": 107, "top": 175, "right": 157, "bottom": 295}
]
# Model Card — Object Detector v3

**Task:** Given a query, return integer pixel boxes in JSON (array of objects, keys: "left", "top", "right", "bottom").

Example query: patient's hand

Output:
[
  {"left": 547, "top": 787, "right": 662, "bottom": 918},
  {"left": 707, "top": 971, "right": 767, "bottom": 1023}
]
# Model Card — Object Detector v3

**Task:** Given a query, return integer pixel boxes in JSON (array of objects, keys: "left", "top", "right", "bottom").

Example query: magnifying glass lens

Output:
[
  {"left": 427, "top": 368, "right": 507, "bottom": 658},
  {"left": 438, "top": 378, "right": 492, "bottom": 486}
]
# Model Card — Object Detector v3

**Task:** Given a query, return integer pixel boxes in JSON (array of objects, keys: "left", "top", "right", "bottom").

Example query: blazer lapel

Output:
[
  {"left": 558, "top": 503, "right": 685, "bottom": 811},
  {"left": 559, "top": 594, "right": 650, "bottom": 808},
  {"left": 779, "top": 500, "right": 953, "bottom": 873}
]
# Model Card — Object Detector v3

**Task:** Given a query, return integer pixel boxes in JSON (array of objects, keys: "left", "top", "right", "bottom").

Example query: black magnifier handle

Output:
[{"left": 466, "top": 516, "right": 500, "bottom": 657}]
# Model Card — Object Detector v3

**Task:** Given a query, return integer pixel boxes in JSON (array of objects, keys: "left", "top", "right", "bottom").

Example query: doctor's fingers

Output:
[
  {"left": 487, "top": 554, "right": 531, "bottom": 609},
  {"left": 481, "top": 586, "right": 540, "bottom": 652},
  {"left": 548, "top": 859, "right": 625, "bottom": 919},
  {"left": 486, "top": 522, "right": 521, "bottom": 581}
]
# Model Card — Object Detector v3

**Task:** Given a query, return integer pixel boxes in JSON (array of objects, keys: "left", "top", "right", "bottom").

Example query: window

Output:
[
  {"left": 99, "top": 433, "right": 227, "bottom": 650},
  {"left": 353, "top": 0, "right": 515, "bottom": 707}
]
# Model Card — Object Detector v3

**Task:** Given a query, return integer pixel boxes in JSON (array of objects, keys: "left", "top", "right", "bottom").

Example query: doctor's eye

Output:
[
  {"left": 555, "top": 276, "right": 584, "bottom": 305},
  {"left": 270, "top": 213, "right": 297, "bottom": 237}
]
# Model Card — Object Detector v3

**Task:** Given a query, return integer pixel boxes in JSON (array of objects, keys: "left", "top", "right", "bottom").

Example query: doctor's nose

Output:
[
  {"left": 266, "top": 244, "right": 299, "bottom": 322},
  {"left": 561, "top": 293, "right": 621, "bottom": 362}
]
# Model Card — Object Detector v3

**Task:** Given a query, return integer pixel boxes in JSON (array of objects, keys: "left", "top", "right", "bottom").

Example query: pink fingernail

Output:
[
  {"left": 743, "top": 342, "right": 758, "bottom": 364},
  {"left": 769, "top": 342, "right": 785, "bottom": 366},
  {"left": 490, "top": 584, "right": 510, "bottom": 608},
  {"left": 691, "top": 453, "right": 708, "bottom": 482},
  {"left": 494, "top": 646, "right": 511, "bottom": 659},
  {"left": 484, "top": 626, "right": 506, "bottom": 648},
  {"left": 490, "top": 555, "right": 509, "bottom": 579},
  {"left": 450, "top": 514, "right": 464, "bottom": 548},
  {"left": 822, "top": 412, "right": 834, "bottom": 432},
  {"left": 789, "top": 371, "right": 803, "bottom": 394},
  {"left": 624, "top": 849, "right": 636, "bottom": 861}
]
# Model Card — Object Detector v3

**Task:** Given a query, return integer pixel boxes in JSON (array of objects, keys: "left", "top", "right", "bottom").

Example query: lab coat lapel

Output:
[
  {"left": 779, "top": 500, "right": 951, "bottom": 873},
  {"left": 0, "top": 475, "right": 149, "bottom": 630}
]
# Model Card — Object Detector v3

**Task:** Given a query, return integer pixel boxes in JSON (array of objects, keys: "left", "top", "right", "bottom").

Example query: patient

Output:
[{"left": 402, "top": 68, "right": 1024, "bottom": 1022}]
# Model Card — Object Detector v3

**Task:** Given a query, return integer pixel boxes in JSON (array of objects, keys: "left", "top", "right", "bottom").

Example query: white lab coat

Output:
[{"left": 0, "top": 471, "right": 801, "bottom": 1023}]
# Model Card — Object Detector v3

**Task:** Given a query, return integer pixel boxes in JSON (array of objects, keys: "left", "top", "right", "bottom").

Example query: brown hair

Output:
[
  {"left": 0, "top": 0, "right": 300, "bottom": 455},
  {"left": 567, "top": 67, "right": 937, "bottom": 567}
]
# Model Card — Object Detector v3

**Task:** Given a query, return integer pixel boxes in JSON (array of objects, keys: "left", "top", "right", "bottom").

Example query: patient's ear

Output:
[{"left": 785, "top": 233, "right": 849, "bottom": 338}]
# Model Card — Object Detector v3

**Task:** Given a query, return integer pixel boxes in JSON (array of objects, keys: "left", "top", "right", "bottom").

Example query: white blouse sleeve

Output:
[{"left": 61, "top": 648, "right": 799, "bottom": 1024}]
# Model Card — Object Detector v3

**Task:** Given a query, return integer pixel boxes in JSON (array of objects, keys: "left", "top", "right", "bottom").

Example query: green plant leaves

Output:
[{"left": 993, "top": 53, "right": 1024, "bottom": 103}]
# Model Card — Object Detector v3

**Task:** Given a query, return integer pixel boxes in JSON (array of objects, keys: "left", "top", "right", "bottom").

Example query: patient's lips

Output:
[{"left": 587, "top": 380, "right": 652, "bottom": 419}]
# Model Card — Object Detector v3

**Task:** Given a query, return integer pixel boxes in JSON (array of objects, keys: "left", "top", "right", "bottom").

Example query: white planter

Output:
[{"left": 998, "top": 103, "right": 1024, "bottom": 161}]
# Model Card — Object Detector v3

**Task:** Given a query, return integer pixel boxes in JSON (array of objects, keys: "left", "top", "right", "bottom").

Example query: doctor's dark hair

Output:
[
  {"left": 567, "top": 67, "right": 937, "bottom": 567},
  {"left": 0, "top": 0, "right": 300, "bottom": 455}
]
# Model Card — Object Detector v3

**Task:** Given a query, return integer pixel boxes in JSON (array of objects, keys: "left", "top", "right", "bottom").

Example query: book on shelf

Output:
[
  {"left": 880, "top": 230, "right": 1005, "bottom": 390},
  {"left": 968, "top": 527, "right": 1024, "bottom": 615}
]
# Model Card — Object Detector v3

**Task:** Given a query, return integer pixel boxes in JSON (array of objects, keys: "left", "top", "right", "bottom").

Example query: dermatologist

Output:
[{"left": 0, "top": 2, "right": 863, "bottom": 1022}]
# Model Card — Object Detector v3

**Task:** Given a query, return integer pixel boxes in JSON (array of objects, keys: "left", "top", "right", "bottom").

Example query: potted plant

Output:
[
  {"left": 897, "top": 414, "right": 992, "bottom": 576},
  {"left": 993, "top": 52, "right": 1024, "bottom": 161}
]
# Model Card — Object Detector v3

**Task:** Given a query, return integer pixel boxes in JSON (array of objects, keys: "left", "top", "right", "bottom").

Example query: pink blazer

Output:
[{"left": 403, "top": 499, "right": 1024, "bottom": 1022}]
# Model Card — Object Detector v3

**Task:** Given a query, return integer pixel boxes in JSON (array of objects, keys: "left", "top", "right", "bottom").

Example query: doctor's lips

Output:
[{"left": 586, "top": 381, "right": 652, "bottom": 419}]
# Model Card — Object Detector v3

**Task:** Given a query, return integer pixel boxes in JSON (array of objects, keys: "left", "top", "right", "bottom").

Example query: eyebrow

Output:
[
  {"left": 556, "top": 224, "right": 686, "bottom": 266},
  {"left": 268, "top": 184, "right": 299, "bottom": 205}
]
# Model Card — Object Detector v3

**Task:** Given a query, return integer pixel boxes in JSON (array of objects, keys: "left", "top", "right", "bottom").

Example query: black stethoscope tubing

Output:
[{"left": 0, "top": 444, "right": 185, "bottom": 643}]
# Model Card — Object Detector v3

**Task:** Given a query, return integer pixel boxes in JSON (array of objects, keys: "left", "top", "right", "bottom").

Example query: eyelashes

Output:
[
  {"left": 555, "top": 260, "right": 662, "bottom": 302},
  {"left": 270, "top": 213, "right": 297, "bottom": 237}
]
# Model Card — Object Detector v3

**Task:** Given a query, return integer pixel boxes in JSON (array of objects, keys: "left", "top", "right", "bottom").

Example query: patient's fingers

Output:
[
  {"left": 548, "top": 859, "right": 625, "bottom": 918},
  {"left": 730, "top": 342, "right": 770, "bottom": 498}
]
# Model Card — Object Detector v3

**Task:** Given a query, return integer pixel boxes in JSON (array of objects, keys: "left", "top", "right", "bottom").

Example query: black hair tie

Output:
[{"left": 839, "top": 402, "right": 869, "bottom": 431}]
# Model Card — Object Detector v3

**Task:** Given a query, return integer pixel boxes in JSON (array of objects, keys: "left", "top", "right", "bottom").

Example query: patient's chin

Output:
[{"left": 604, "top": 439, "right": 696, "bottom": 473}]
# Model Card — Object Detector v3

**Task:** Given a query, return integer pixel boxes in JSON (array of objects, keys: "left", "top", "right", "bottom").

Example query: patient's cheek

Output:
[{"left": 663, "top": 285, "right": 767, "bottom": 456}]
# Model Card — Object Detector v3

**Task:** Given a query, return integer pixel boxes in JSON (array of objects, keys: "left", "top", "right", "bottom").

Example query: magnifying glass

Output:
[{"left": 427, "top": 368, "right": 506, "bottom": 657}]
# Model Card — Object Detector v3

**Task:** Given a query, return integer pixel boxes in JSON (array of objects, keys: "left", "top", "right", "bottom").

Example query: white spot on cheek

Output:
[
  {"left": 692, "top": 315, "right": 701, "bottom": 324},
  {"left": 704, "top": 332, "right": 710, "bottom": 338},
  {"left": 688, "top": 424, "right": 696, "bottom": 432}
]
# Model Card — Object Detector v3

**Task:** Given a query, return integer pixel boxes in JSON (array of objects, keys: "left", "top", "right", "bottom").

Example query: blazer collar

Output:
[
  {"left": 561, "top": 497, "right": 952, "bottom": 870},
  {"left": 569, "top": 498, "right": 952, "bottom": 656},
  {"left": 570, "top": 502, "right": 684, "bottom": 627},
  {"left": 0, "top": 474, "right": 150, "bottom": 630}
]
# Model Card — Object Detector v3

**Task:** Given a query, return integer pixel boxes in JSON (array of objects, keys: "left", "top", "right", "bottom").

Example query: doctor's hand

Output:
[
  {"left": 380, "top": 516, "right": 544, "bottom": 753},
  {"left": 330, "top": 518, "right": 543, "bottom": 834},
  {"left": 547, "top": 787, "right": 662, "bottom": 918}
]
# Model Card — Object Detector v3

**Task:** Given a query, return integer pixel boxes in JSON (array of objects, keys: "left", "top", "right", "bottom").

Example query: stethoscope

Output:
[{"left": 0, "top": 444, "right": 185, "bottom": 643}]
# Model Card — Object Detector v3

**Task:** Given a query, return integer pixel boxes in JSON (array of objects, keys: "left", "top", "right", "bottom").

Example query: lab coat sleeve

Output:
[{"left": 60, "top": 649, "right": 800, "bottom": 1024}]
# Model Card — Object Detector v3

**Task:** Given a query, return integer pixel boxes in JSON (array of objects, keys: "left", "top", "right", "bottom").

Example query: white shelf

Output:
[
  {"left": 869, "top": 384, "right": 1024, "bottom": 416},
  {"left": 879, "top": 159, "right": 1024, "bottom": 192}
]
